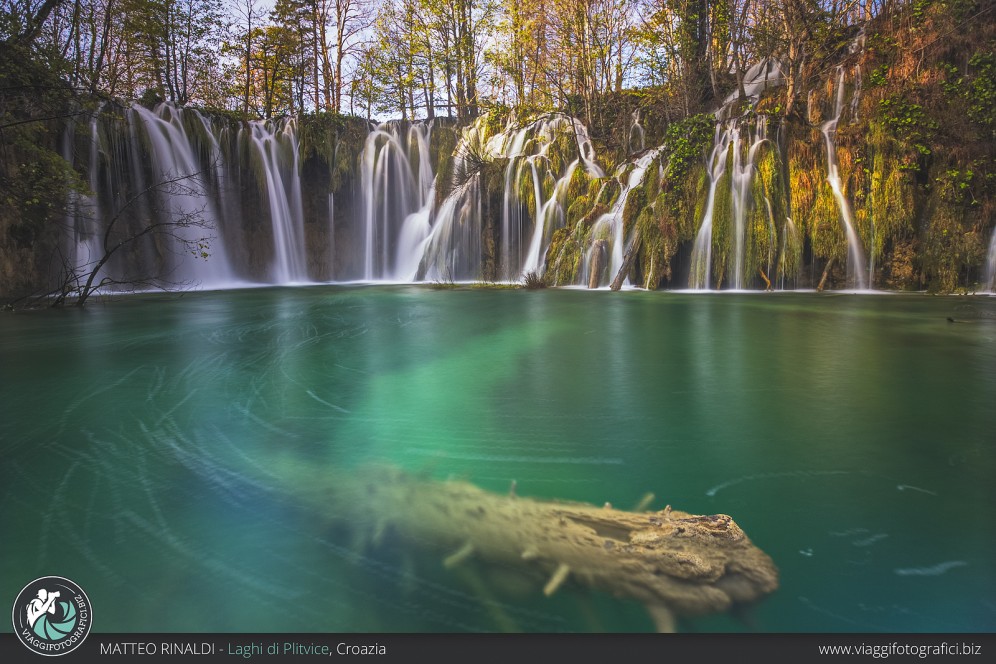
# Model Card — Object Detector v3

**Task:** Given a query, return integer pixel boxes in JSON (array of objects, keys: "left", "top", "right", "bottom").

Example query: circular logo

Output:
[{"left": 11, "top": 576, "right": 92, "bottom": 656}]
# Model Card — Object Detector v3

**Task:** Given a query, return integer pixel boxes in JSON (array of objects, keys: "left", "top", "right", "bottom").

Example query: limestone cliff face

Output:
[
  {"left": 587, "top": 6, "right": 995, "bottom": 293},
  {"left": 2, "top": 2, "right": 993, "bottom": 302}
]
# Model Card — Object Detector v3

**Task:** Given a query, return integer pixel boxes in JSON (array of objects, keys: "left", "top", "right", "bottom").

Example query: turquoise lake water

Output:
[{"left": 1, "top": 287, "right": 994, "bottom": 632}]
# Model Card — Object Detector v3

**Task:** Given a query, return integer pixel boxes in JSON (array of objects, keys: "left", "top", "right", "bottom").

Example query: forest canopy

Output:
[{"left": 2, "top": 0, "right": 962, "bottom": 123}]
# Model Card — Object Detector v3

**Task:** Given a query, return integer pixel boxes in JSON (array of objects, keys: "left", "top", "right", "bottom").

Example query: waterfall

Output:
[
  {"left": 131, "top": 104, "right": 237, "bottom": 288},
  {"left": 490, "top": 114, "right": 604, "bottom": 280},
  {"left": 418, "top": 178, "right": 481, "bottom": 281},
  {"left": 731, "top": 118, "right": 768, "bottom": 290},
  {"left": 417, "top": 119, "right": 494, "bottom": 281},
  {"left": 581, "top": 147, "right": 662, "bottom": 288},
  {"left": 62, "top": 108, "right": 107, "bottom": 288},
  {"left": 393, "top": 124, "right": 436, "bottom": 281},
  {"left": 849, "top": 27, "right": 866, "bottom": 124},
  {"left": 411, "top": 112, "right": 603, "bottom": 282},
  {"left": 359, "top": 121, "right": 432, "bottom": 280},
  {"left": 984, "top": 228, "right": 996, "bottom": 293},
  {"left": 244, "top": 118, "right": 308, "bottom": 283},
  {"left": 821, "top": 68, "right": 868, "bottom": 290},
  {"left": 59, "top": 103, "right": 329, "bottom": 291},
  {"left": 57, "top": 55, "right": 964, "bottom": 295},
  {"left": 719, "top": 60, "right": 784, "bottom": 119},
  {"left": 686, "top": 56, "right": 783, "bottom": 291},
  {"left": 629, "top": 110, "right": 645, "bottom": 154},
  {"left": 689, "top": 126, "right": 732, "bottom": 290},
  {"left": 688, "top": 119, "right": 767, "bottom": 290}
]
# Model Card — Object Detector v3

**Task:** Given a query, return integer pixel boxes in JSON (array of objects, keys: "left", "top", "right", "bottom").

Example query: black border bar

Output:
[{"left": 1, "top": 633, "right": 993, "bottom": 663}]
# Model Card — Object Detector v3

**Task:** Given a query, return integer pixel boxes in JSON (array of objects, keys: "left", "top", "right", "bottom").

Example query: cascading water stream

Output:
[
  {"left": 984, "top": 229, "right": 996, "bottom": 293},
  {"left": 730, "top": 119, "right": 768, "bottom": 290},
  {"left": 393, "top": 124, "right": 435, "bottom": 281},
  {"left": 418, "top": 178, "right": 481, "bottom": 282},
  {"left": 821, "top": 68, "right": 868, "bottom": 290},
  {"left": 491, "top": 114, "right": 604, "bottom": 279},
  {"left": 581, "top": 147, "right": 662, "bottom": 288},
  {"left": 245, "top": 118, "right": 308, "bottom": 283},
  {"left": 415, "top": 113, "right": 604, "bottom": 282},
  {"left": 132, "top": 104, "right": 236, "bottom": 287},
  {"left": 629, "top": 110, "right": 645, "bottom": 154},
  {"left": 65, "top": 47, "right": 992, "bottom": 295},
  {"left": 60, "top": 103, "right": 325, "bottom": 290},
  {"left": 417, "top": 120, "right": 497, "bottom": 281},
  {"left": 688, "top": 59, "right": 780, "bottom": 290},
  {"left": 359, "top": 122, "right": 432, "bottom": 280},
  {"left": 63, "top": 108, "right": 106, "bottom": 285},
  {"left": 521, "top": 157, "right": 599, "bottom": 277},
  {"left": 688, "top": 127, "right": 733, "bottom": 290}
]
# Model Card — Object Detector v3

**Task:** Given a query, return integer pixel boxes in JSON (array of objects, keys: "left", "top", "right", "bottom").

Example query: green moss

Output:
[
  {"left": 682, "top": 165, "right": 709, "bottom": 239},
  {"left": 512, "top": 161, "right": 538, "bottom": 219},
  {"left": 643, "top": 159, "right": 662, "bottom": 201},
  {"left": 790, "top": 145, "right": 843, "bottom": 262},
  {"left": 597, "top": 179, "right": 622, "bottom": 208},
  {"left": 921, "top": 197, "right": 985, "bottom": 292},
  {"left": 567, "top": 195, "right": 592, "bottom": 225},
  {"left": 586, "top": 178, "right": 604, "bottom": 200},
  {"left": 579, "top": 203, "right": 609, "bottom": 229},
  {"left": 743, "top": 144, "right": 785, "bottom": 286},
  {"left": 745, "top": 178, "right": 776, "bottom": 286},
  {"left": 296, "top": 114, "right": 370, "bottom": 193},
  {"left": 662, "top": 114, "right": 715, "bottom": 180},
  {"left": 299, "top": 113, "right": 348, "bottom": 164},
  {"left": 871, "top": 143, "right": 915, "bottom": 263},
  {"left": 635, "top": 202, "right": 681, "bottom": 288},
  {"left": 547, "top": 132, "right": 578, "bottom": 175},
  {"left": 877, "top": 94, "right": 938, "bottom": 170},
  {"left": 654, "top": 113, "right": 713, "bottom": 254},
  {"left": 481, "top": 105, "right": 511, "bottom": 143},
  {"left": 567, "top": 166, "right": 591, "bottom": 201},
  {"left": 710, "top": 147, "right": 734, "bottom": 285},
  {"left": 542, "top": 172, "right": 557, "bottom": 202},
  {"left": 430, "top": 122, "right": 459, "bottom": 167},
  {"left": 622, "top": 184, "right": 647, "bottom": 233},
  {"left": 544, "top": 223, "right": 591, "bottom": 286}
]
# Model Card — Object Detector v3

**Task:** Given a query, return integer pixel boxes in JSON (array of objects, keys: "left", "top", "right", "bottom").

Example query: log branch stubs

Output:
[{"left": 318, "top": 465, "right": 779, "bottom": 630}]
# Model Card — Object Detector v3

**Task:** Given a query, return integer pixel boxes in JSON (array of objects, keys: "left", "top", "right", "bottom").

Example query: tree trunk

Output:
[
  {"left": 817, "top": 257, "right": 835, "bottom": 291},
  {"left": 588, "top": 239, "right": 607, "bottom": 289},
  {"left": 312, "top": 5, "right": 321, "bottom": 112},
  {"left": 244, "top": 15, "right": 253, "bottom": 115},
  {"left": 8, "top": 0, "right": 66, "bottom": 47},
  {"left": 285, "top": 463, "right": 779, "bottom": 632},
  {"left": 319, "top": 20, "right": 334, "bottom": 111},
  {"left": 611, "top": 227, "right": 641, "bottom": 291}
]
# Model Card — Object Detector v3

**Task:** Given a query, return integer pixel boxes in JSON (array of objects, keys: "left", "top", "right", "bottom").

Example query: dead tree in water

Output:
[
  {"left": 291, "top": 463, "right": 780, "bottom": 632},
  {"left": 50, "top": 171, "right": 216, "bottom": 307}
]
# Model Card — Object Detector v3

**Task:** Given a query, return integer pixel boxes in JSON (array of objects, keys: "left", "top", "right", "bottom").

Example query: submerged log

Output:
[{"left": 314, "top": 464, "right": 779, "bottom": 631}]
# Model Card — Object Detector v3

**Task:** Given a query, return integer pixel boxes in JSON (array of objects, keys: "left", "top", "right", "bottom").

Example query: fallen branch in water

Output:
[{"left": 304, "top": 464, "right": 779, "bottom": 632}]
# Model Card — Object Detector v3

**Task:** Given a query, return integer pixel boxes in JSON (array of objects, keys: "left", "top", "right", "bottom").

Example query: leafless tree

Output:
[{"left": 46, "top": 170, "right": 217, "bottom": 307}]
